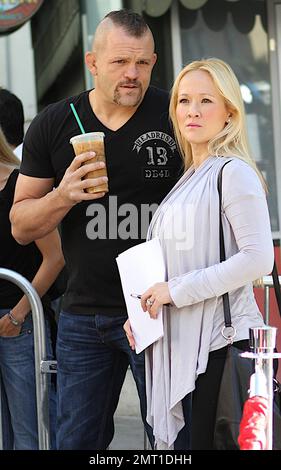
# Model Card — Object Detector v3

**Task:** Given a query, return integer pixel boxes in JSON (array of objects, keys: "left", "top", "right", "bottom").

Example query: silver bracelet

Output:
[{"left": 8, "top": 311, "right": 24, "bottom": 327}]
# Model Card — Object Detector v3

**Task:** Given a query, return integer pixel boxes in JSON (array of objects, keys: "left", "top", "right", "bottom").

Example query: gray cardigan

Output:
[{"left": 145, "top": 156, "right": 274, "bottom": 449}]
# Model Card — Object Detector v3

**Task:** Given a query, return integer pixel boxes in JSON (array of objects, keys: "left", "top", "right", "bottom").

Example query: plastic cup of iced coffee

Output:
[{"left": 70, "top": 132, "right": 108, "bottom": 194}]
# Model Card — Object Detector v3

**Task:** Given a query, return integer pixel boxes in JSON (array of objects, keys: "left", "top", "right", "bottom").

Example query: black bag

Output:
[
  {"left": 213, "top": 163, "right": 281, "bottom": 450},
  {"left": 214, "top": 345, "right": 253, "bottom": 449},
  {"left": 214, "top": 346, "right": 281, "bottom": 449}
]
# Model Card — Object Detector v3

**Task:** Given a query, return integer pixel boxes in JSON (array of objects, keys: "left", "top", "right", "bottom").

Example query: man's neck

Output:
[{"left": 89, "top": 89, "right": 140, "bottom": 131}]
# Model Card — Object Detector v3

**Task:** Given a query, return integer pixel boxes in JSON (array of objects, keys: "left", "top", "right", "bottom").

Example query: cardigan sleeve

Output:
[{"left": 168, "top": 160, "right": 274, "bottom": 308}]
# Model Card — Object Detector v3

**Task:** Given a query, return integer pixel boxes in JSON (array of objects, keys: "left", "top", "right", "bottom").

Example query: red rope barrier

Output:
[{"left": 238, "top": 396, "right": 268, "bottom": 450}]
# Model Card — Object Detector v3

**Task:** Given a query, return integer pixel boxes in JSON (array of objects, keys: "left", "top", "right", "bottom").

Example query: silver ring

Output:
[
  {"left": 221, "top": 325, "right": 237, "bottom": 344},
  {"left": 146, "top": 299, "right": 154, "bottom": 307}
]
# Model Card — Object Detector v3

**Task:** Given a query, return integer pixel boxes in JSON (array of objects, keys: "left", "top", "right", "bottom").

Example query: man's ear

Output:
[
  {"left": 152, "top": 53, "right": 157, "bottom": 67},
  {"left": 85, "top": 51, "right": 97, "bottom": 75}
]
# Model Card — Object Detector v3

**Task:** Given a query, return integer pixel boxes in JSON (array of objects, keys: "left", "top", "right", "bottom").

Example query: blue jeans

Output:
[
  {"left": 0, "top": 309, "right": 56, "bottom": 449},
  {"left": 56, "top": 311, "right": 153, "bottom": 450}
]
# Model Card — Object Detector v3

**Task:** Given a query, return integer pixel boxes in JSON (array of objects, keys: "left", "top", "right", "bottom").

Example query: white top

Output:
[{"left": 145, "top": 156, "right": 274, "bottom": 449}]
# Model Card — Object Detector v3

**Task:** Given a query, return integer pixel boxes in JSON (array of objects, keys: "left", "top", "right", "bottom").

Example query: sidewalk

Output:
[{"left": 110, "top": 369, "right": 147, "bottom": 450}]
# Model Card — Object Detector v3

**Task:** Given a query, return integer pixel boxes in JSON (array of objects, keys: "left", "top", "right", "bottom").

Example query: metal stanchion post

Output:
[
  {"left": 264, "top": 286, "right": 270, "bottom": 325},
  {"left": 241, "top": 275, "right": 281, "bottom": 449},
  {"left": 242, "top": 327, "right": 281, "bottom": 450},
  {"left": 0, "top": 268, "right": 51, "bottom": 450},
  {"left": 249, "top": 327, "right": 276, "bottom": 449}
]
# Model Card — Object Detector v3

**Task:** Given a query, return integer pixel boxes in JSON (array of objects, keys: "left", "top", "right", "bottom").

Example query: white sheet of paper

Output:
[{"left": 116, "top": 237, "right": 165, "bottom": 354}]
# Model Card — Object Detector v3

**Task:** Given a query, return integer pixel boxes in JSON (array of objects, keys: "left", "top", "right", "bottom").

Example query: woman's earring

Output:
[{"left": 226, "top": 114, "right": 232, "bottom": 125}]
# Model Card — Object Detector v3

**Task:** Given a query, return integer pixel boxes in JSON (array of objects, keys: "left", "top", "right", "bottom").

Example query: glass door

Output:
[{"left": 171, "top": 0, "right": 280, "bottom": 236}]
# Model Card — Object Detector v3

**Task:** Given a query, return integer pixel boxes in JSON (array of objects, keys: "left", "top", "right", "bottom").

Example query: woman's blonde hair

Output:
[
  {"left": 0, "top": 126, "right": 20, "bottom": 166},
  {"left": 169, "top": 58, "right": 266, "bottom": 188}
]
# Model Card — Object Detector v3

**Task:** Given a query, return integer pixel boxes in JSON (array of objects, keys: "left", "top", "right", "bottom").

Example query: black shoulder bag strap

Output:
[{"left": 217, "top": 161, "right": 234, "bottom": 341}]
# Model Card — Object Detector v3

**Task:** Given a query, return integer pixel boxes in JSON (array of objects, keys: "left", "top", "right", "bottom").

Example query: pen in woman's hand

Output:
[
  {"left": 130, "top": 292, "right": 172, "bottom": 306},
  {"left": 130, "top": 293, "right": 142, "bottom": 299}
]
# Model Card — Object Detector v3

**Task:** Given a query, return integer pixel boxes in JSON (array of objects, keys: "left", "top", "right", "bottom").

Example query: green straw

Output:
[{"left": 70, "top": 103, "right": 86, "bottom": 134}]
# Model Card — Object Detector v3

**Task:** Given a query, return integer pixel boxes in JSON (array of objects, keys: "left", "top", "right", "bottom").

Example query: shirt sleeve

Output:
[
  {"left": 20, "top": 105, "right": 55, "bottom": 178},
  {"left": 168, "top": 160, "right": 274, "bottom": 308}
]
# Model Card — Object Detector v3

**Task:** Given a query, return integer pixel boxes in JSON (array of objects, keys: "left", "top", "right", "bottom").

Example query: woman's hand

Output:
[
  {"left": 141, "top": 282, "right": 172, "bottom": 319},
  {"left": 124, "top": 319, "right": 135, "bottom": 350},
  {"left": 0, "top": 314, "right": 21, "bottom": 337}
]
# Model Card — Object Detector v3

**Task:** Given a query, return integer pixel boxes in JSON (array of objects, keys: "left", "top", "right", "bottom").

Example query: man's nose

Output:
[{"left": 124, "top": 64, "right": 139, "bottom": 80}]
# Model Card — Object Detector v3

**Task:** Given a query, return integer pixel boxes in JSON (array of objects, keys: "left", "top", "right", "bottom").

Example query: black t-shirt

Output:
[
  {"left": 21, "top": 86, "right": 183, "bottom": 315},
  {"left": 0, "top": 169, "right": 43, "bottom": 307}
]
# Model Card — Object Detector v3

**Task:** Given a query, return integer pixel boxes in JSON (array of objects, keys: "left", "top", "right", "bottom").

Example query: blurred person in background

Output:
[
  {"left": 0, "top": 87, "right": 67, "bottom": 321},
  {"left": 0, "top": 127, "right": 65, "bottom": 449},
  {"left": 0, "top": 88, "right": 24, "bottom": 159}
]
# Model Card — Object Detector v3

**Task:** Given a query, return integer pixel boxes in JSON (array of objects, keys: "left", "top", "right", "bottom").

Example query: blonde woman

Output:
[
  {"left": 125, "top": 58, "right": 274, "bottom": 449},
  {"left": 0, "top": 128, "right": 65, "bottom": 449}
]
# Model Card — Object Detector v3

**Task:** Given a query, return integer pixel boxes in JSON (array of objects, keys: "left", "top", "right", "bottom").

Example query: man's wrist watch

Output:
[{"left": 8, "top": 311, "right": 24, "bottom": 327}]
